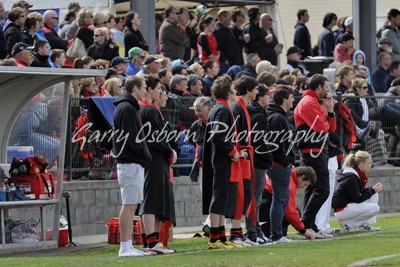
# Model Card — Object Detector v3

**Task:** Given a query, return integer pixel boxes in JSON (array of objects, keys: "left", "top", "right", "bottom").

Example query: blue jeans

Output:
[
  {"left": 267, "top": 166, "right": 291, "bottom": 241},
  {"left": 245, "top": 168, "right": 267, "bottom": 237}
]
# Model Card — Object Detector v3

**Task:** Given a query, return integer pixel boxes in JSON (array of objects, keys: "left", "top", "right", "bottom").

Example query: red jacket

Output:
[
  {"left": 333, "top": 44, "right": 353, "bottom": 63},
  {"left": 265, "top": 170, "right": 305, "bottom": 231}
]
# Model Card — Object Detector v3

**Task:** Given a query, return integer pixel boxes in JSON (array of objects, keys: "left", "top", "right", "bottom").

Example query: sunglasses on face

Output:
[{"left": 94, "top": 34, "right": 102, "bottom": 37}]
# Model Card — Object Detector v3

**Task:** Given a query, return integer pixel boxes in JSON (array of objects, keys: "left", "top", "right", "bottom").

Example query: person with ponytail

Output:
[{"left": 332, "top": 151, "right": 383, "bottom": 232}]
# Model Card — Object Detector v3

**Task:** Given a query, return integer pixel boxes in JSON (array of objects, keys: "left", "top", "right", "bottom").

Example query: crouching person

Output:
[
  {"left": 332, "top": 151, "right": 382, "bottom": 232},
  {"left": 260, "top": 166, "right": 317, "bottom": 241}
]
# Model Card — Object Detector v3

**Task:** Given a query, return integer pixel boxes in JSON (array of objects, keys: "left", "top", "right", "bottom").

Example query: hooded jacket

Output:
[
  {"left": 352, "top": 50, "right": 371, "bottom": 82},
  {"left": 266, "top": 104, "right": 294, "bottom": 167},
  {"left": 332, "top": 167, "right": 376, "bottom": 210},
  {"left": 247, "top": 101, "right": 272, "bottom": 169},
  {"left": 4, "top": 21, "right": 23, "bottom": 57},
  {"left": 112, "top": 92, "right": 152, "bottom": 167}
]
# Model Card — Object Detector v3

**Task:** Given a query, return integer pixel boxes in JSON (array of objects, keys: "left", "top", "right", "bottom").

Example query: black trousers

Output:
[{"left": 301, "top": 152, "right": 330, "bottom": 231}]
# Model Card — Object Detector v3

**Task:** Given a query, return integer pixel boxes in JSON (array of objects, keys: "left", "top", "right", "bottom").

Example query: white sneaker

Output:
[
  {"left": 149, "top": 242, "right": 175, "bottom": 254},
  {"left": 230, "top": 237, "right": 251, "bottom": 247},
  {"left": 319, "top": 228, "right": 340, "bottom": 235},
  {"left": 342, "top": 223, "right": 357, "bottom": 233},
  {"left": 359, "top": 224, "right": 381, "bottom": 232},
  {"left": 241, "top": 237, "right": 259, "bottom": 246},
  {"left": 272, "top": 236, "right": 293, "bottom": 244},
  {"left": 118, "top": 249, "right": 144, "bottom": 257}
]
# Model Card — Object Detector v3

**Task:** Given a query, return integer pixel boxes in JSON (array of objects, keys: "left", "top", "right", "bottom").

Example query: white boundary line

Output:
[{"left": 348, "top": 253, "right": 400, "bottom": 266}]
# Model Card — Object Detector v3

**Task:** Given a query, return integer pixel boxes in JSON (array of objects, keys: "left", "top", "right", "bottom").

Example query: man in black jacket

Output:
[
  {"left": 294, "top": 9, "right": 312, "bottom": 60},
  {"left": 113, "top": 76, "right": 152, "bottom": 257},
  {"left": 265, "top": 85, "right": 295, "bottom": 244},
  {"left": 42, "top": 10, "right": 68, "bottom": 51},
  {"left": 245, "top": 84, "right": 273, "bottom": 244},
  {"left": 31, "top": 39, "right": 51, "bottom": 67}
]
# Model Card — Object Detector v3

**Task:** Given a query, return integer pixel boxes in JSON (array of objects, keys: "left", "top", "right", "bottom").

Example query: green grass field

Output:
[{"left": 2, "top": 215, "right": 400, "bottom": 267}]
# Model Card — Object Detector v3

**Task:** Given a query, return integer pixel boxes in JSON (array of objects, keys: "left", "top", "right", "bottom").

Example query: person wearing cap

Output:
[
  {"left": 189, "top": 4, "right": 209, "bottom": 36},
  {"left": 380, "top": 9, "right": 400, "bottom": 61},
  {"left": 333, "top": 32, "right": 355, "bottom": 63},
  {"left": 318, "top": 13, "right": 337, "bottom": 57},
  {"left": 43, "top": 10, "right": 68, "bottom": 51},
  {"left": 159, "top": 5, "right": 190, "bottom": 61},
  {"left": 285, "top": 46, "right": 309, "bottom": 76},
  {"left": 4, "top": 7, "right": 26, "bottom": 57},
  {"left": 126, "top": 47, "right": 146, "bottom": 76},
  {"left": 136, "top": 56, "right": 161, "bottom": 77},
  {"left": 294, "top": 9, "right": 312, "bottom": 60},
  {"left": 124, "top": 11, "right": 148, "bottom": 59},
  {"left": 245, "top": 84, "right": 272, "bottom": 244},
  {"left": 259, "top": 13, "right": 283, "bottom": 66},
  {"left": 336, "top": 16, "right": 353, "bottom": 44},
  {"left": 110, "top": 56, "right": 128, "bottom": 83},
  {"left": 372, "top": 52, "right": 391, "bottom": 93},
  {"left": 10, "top": 41, "right": 34, "bottom": 67}
]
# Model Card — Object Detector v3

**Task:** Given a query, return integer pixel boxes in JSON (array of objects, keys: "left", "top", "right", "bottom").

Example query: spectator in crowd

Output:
[
  {"left": 112, "top": 75, "right": 152, "bottom": 257},
  {"left": 265, "top": 84, "right": 296, "bottom": 244},
  {"left": 285, "top": 46, "right": 310, "bottom": 76},
  {"left": 10, "top": 41, "right": 33, "bottom": 67},
  {"left": 157, "top": 57, "right": 171, "bottom": 70},
  {"left": 188, "top": 62, "right": 205, "bottom": 77},
  {"left": 245, "top": 84, "right": 272, "bottom": 244},
  {"left": 87, "top": 27, "right": 119, "bottom": 62},
  {"left": 58, "top": 10, "right": 77, "bottom": 40},
  {"left": 335, "top": 64, "right": 354, "bottom": 95},
  {"left": 229, "top": 9, "right": 248, "bottom": 66},
  {"left": 11, "top": 1, "right": 32, "bottom": 17},
  {"left": 63, "top": 2, "right": 82, "bottom": 41},
  {"left": 196, "top": 15, "right": 219, "bottom": 64},
  {"left": 21, "top": 17, "right": 39, "bottom": 45},
  {"left": 111, "top": 16, "right": 125, "bottom": 51},
  {"left": 105, "top": 13, "right": 116, "bottom": 32},
  {"left": 236, "top": 53, "right": 260, "bottom": 79},
  {"left": 31, "top": 39, "right": 51, "bottom": 67},
  {"left": 259, "top": 13, "right": 283, "bottom": 66},
  {"left": 43, "top": 10, "right": 68, "bottom": 51},
  {"left": 80, "top": 77, "right": 98, "bottom": 97},
  {"left": 385, "top": 60, "right": 400, "bottom": 91},
  {"left": 202, "top": 60, "right": 219, "bottom": 96},
  {"left": 294, "top": 74, "right": 336, "bottom": 238},
  {"left": 318, "top": 13, "right": 337, "bottom": 56},
  {"left": 136, "top": 56, "right": 161, "bottom": 77},
  {"left": 92, "top": 12, "right": 108, "bottom": 28},
  {"left": 372, "top": 52, "right": 391, "bottom": 93},
  {"left": 178, "top": 7, "right": 195, "bottom": 63},
  {"left": 0, "top": 1, "right": 6, "bottom": 59},
  {"left": 103, "top": 77, "right": 122, "bottom": 97},
  {"left": 75, "top": 8, "right": 95, "bottom": 50},
  {"left": 4, "top": 7, "right": 26, "bottom": 57},
  {"left": 243, "top": 8, "right": 266, "bottom": 62},
  {"left": 336, "top": 16, "right": 353, "bottom": 44},
  {"left": 190, "top": 5, "right": 209, "bottom": 35},
  {"left": 332, "top": 16, "right": 346, "bottom": 44},
  {"left": 334, "top": 32, "right": 355, "bottom": 63},
  {"left": 139, "top": 75, "right": 176, "bottom": 255},
  {"left": 110, "top": 56, "right": 128, "bottom": 83},
  {"left": 214, "top": 10, "right": 239, "bottom": 74},
  {"left": 188, "top": 75, "right": 204, "bottom": 96},
  {"left": 49, "top": 49, "right": 66, "bottom": 68},
  {"left": 73, "top": 56, "right": 94, "bottom": 69},
  {"left": 172, "top": 65, "right": 188, "bottom": 76},
  {"left": 261, "top": 166, "right": 317, "bottom": 240},
  {"left": 27, "top": 12, "right": 47, "bottom": 44},
  {"left": 126, "top": 47, "right": 146, "bottom": 76},
  {"left": 353, "top": 50, "right": 371, "bottom": 83},
  {"left": 158, "top": 69, "right": 172, "bottom": 92},
  {"left": 294, "top": 9, "right": 312, "bottom": 60},
  {"left": 124, "top": 11, "right": 148, "bottom": 58},
  {"left": 332, "top": 151, "right": 382, "bottom": 232},
  {"left": 202, "top": 74, "right": 242, "bottom": 250},
  {"left": 159, "top": 5, "right": 190, "bottom": 60},
  {"left": 255, "top": 60, "right": 272, "bottom": 76},
  {"left": 257, "top": 71, "right": 277, "bottom": 89},
  {"left": 155, "top": 13, "right": 164, "bottom": 54},
  {"left": 380, "top": 9, "right": 400, "bottom": 61}
]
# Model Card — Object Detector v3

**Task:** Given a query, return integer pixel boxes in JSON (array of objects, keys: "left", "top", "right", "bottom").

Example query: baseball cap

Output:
[
  {"left": 286, "top": 46, "right": 303, "bottom": 56},
  {"left": 11, "top": 42, "right": 34, "bottom": 57},
  {"left": 13, "top": 0, "right": 33, "bottom": 8},
  {"left": 379, "top": 38, "right": 392, "bottom": 45},
  {"left": 126, "top": 47, "right": 143, "bottom": 59},
  {"left": 195, "top": 5, "right": 209, "bottom": 15},
  {"left": 344, "top": 16, "right": 353, "bottom": 26},
  {"left": 110, "top": 57, "right": 127, "bottom": 67}
]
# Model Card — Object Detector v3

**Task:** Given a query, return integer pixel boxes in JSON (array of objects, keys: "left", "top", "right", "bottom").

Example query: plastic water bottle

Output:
[
  {"left": 10, "top": 183, "right": 16, "bottom": 192},
  {"left": 0, "top": 185, "right": 6, "bottom": 202}
]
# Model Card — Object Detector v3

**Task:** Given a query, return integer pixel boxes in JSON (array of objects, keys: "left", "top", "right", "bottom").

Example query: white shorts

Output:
[{"left": 117, "top": 163, "right": 144, "bottom": 205}]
